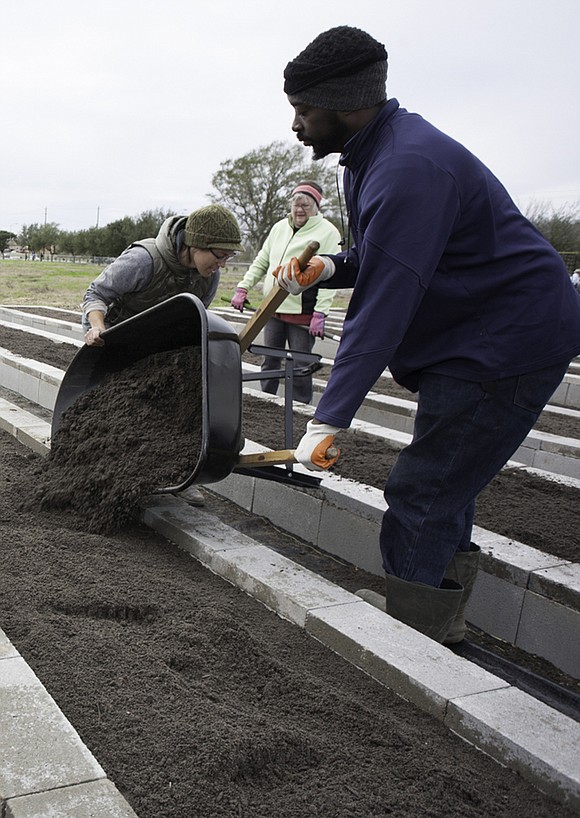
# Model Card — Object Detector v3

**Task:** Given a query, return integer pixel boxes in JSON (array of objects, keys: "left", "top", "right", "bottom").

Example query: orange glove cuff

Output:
[{"left": 311, "top": 435, "right": 341, "bottom": 470}]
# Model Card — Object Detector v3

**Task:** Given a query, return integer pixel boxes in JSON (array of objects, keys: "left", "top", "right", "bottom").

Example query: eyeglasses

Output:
[
  {"left": 210, "top": 249, "right": 237, "bottom": 262},
  {"left": 290, "top": 196, "right": 317, "bottom": 211}
]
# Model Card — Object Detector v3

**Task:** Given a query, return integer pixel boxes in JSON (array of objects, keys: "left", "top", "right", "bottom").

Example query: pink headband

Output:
[{"left": 291, "top": 184, "right": 322, "bottom": 207}]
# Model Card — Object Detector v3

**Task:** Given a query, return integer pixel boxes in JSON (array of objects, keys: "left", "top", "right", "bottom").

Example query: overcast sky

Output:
[{"left": 2, "top": 0, "right": 579, "bottom": 234}]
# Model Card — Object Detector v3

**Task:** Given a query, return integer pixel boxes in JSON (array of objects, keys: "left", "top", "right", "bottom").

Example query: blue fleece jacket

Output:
[{"left": 316, "top": 99, "right": 580, "bottom": 428}]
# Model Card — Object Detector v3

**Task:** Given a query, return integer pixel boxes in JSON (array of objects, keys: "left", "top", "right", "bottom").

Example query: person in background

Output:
[
  {"left": 275, "top": 26, "right": 580, "bottom": 643},
  {"left": 231, "top": 181, "right": 342, "bottom": 404},
  {"left": 571, "top": 269, "right": 580, "bottom": 292},
  {"left": 82, "top": 204, "right": 243, "bottom": 508},
  {"left": 82, "top": 204, "right": 243, "bottom": 345}
]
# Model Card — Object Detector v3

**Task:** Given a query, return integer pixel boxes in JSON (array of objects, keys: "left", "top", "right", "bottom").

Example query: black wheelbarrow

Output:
[{"left": 51, "top": 241, "right": 335, "bottom": 491}]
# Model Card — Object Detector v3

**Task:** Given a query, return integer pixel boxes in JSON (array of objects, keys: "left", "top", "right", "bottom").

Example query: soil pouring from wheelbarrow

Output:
[{"left": 52, "top": 240, "right": 336, "bottom": 491}]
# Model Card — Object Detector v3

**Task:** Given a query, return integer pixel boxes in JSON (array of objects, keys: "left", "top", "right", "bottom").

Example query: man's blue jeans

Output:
[{"left": 380, "top": 361, "right": 570, "bottom": 586}]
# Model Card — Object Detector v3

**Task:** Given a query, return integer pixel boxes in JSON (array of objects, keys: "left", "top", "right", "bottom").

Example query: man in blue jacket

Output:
[{"left": 274, "top": 25, "right": 580, "bottom": 643}]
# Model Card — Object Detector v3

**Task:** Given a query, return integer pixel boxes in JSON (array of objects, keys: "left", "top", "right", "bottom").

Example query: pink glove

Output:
[
  {"left": 231, "top": 287, "right": 248, "bottom": 312},
  {"left": 309, "top": 312, "right": 325, "bottom": 337}
]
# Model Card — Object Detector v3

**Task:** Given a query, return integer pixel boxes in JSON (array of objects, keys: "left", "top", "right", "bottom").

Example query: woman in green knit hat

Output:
[
  {"left": 82, "top": 204, "right": 243, "bottom": 346},
  {"left": 81, "top": 204, "right": 242, "bottom": 508}
]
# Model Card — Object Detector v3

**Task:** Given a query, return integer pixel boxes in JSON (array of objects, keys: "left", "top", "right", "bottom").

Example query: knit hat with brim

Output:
[
  {"left": 284, "top": 26, "right": 388, "bottom": 111},
  {"left": 183, "top": 205, "right": 243, "bottom": 252}
]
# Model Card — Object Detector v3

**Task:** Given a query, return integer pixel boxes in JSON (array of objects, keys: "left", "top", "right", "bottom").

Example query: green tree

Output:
[
  {"left": 209, "top": 141, "right": 344, "bottom": 255},
  {"left": 97, "top": 217, "right": 135, "bottom": 258},
  {"left": 95, "top": 209, "right": 173, "bottom": 258},
  {"left": 525, "top": 201, "right": 580, "bottom": 253},
  {"left": 18, "top": 222, "right": 60, "bottom": 260},
  {"left": 78, "top": 227, "right": 107, "bottom": 258},
  {"left": 59, "top": 230, "right": 87, "bottom": 261},
  {"left": 133, "top": 208, "right": 174, "bottom": 240},
  {"left": 0, "top": 230, "right": 16, "bottom": 258}
]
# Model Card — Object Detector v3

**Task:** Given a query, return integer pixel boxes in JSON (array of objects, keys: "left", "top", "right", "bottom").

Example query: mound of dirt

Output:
[{"left": 27, "top": 347, "right": 203, "bottom": 532}]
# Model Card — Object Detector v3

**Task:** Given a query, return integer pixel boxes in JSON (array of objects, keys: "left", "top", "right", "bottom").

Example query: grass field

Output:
[
  {"left": 0, "top": 259, "right": 102, "bottom": 310},
  {"left": 0, "top": 259, "right": 352, "bottom": 312}
]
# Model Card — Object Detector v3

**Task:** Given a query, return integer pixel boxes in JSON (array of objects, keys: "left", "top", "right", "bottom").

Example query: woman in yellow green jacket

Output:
[{"left": 231, "top": 181, "right": 342, "bottom": 403}]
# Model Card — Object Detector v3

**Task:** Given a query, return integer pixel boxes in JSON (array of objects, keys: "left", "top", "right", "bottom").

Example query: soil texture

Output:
[
  {"left": 0, "top": 317, "right": 579, "bottom": 816},
  {"left": 5, "top": 325, "right": 578, "bottom": 561},
  {"left": 1, "top": 429, "right": 578, "bottom": 818},
  {"left": 33, "top": 347, "right": 203, "bottom": 532}
]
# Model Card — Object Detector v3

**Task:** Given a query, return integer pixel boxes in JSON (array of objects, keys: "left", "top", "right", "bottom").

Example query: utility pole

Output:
[
  {"left": 96, "top": 206, "right": 100, "bottom": 228},
  {"left": 44, "top": 207, "right": 47, "bottom": 226}
]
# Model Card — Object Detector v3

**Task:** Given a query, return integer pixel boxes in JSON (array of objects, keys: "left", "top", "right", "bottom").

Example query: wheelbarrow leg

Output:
[{"left": 283, "top": 354, "right": 295, "bottom": 476}]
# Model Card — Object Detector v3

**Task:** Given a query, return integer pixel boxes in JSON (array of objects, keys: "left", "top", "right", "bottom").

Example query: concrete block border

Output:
[
  {"left": 142, "top": 496, "right": 580, "bottom": 811},
  {"left": 0, "top": 378, "right": 579, "bottom": 680},
  {"left": 0, "top": 634, "right": 137, "bottom": 817}
]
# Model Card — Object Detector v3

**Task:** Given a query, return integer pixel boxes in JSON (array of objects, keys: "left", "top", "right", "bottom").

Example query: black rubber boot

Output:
[
  {"left": 384, "top": 573, "right": 464, "bottom": 643},
  {"left": 443, "top": 543, "right": 481, "bottom": 644}
]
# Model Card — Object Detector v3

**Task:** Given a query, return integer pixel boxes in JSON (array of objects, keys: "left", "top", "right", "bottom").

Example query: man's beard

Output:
[{"left": 310, "top": 112, "right": 350, "bottom": 160}]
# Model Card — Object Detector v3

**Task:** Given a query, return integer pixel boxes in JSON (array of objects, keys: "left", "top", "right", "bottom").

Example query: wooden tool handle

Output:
[
  {"left": 237, "top": 445, "right": 339, "bottom": 468},
  {"left": 238, "top": 240, "right": 320, "bottom": 353}
]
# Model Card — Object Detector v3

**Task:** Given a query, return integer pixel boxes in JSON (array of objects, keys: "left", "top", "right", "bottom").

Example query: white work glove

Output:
[
  {"left": 295, "top": 420, "right": 342, "bottom": 472},
  {"left": 273, "top": 255, "right": 336, "bottom": 295}
]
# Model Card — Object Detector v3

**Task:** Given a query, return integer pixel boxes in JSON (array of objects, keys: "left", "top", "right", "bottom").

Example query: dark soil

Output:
[
  {"left": 0, "top": 323, "right": 578, "bottom": 562},
  {"left": 31, "top": 347, "right": 203, "bottom": 533},
  {"left": 1, "top": 320, "right": 579, "bottom": 816},
  {"left": 2, "top": 430, "right": 578, "bottom": 818}
]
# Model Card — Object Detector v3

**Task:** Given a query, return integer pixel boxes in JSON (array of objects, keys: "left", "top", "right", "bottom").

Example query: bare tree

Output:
[
  {"left": 209, "top": 141, "right": 344, "bottom": 255},
  {"left": 525, "top": 200, "right": 580, "bottom": 253}
]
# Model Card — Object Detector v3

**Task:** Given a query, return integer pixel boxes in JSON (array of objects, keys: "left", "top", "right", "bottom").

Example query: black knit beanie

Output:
[{"left": 284, "top": 26, "right": 388, "bottom": 110}]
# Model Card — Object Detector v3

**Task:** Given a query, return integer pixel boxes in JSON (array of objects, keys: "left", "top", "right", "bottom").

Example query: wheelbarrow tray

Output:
[{"left": 51, "top": 293, "right": 242, "bottom": 490}]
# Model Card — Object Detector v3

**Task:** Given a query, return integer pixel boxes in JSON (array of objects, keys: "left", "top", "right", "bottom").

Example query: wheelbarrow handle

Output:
[
  {"left": 237, "top": 445, "right": 339, "bottom": 468},
  {"left": 237, "top": 240, "right": 320, "bottom": 353}
]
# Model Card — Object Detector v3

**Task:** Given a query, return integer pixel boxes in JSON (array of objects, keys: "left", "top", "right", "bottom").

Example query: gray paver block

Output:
[
  {"left": 0, "top": 401, "right": 34, "bottom": 433},
  {"left": 529, "top": 561, "right": 580, "bottom": 610},
  {"left": 142, "top": 499, "right": 357, "bottom": 627},
  {"left": 319, "top": 476, "right": 386, "bottom": 523},
  {"left": 517, "top": 590, "right": 580, "bottom": 679},
  {"left": 567, "top": 382, "right": 580, "bottom": 410},
  {"left": 15, "top": 424, "right": 51, "bottom": 455},
  {"left": 473, "top": 529, "right": 568, "bottom": 585},
  {"left": 0, "top": 657, "right": 105, "bottom": 801},
  {"left": 210, "top": 469, "right": 256, "bottom": 509},
  {"left": 210, "top": 543, "right": 358, "bottom": 628},
  {"left": 5, "top": 779, "right": 138, "bottom": 818},
  {"left": 534, "top": 449, "right": 580, "bottom": 479},
  {"left": 465, "top": 571, "right": 525, "bottom": 643},
  {"left": 317, "top": 502, "right": 383, "bottom": 576},
  {"left": 0, "top": 360, "right": 20, "bottom": 392},
  {"left": 251, "top": 476, "right": 324, "bottom": 543},
  {"left": 446, "top": 686, "right": 580, "bottom": 812},
  {"left": 305, "top": 601, "right": 509, "bottom": 720},
  {"left": 0, "top": 404, "right": 51, "bottom": 456},
  {"left": 511, "top": 444, "right": 535, "bottom": 467},
  {"left": 37, "top": 376, "right": 59, "bottom": 411},
  {"left": 0, "top": 627, "right": 19, "bottom": 660},
  {"left": 16, "top": 371, "right": 41, "bottom": 404},
  {"left": 141, "top": 496, "right": 258, "bottom": 557}
]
